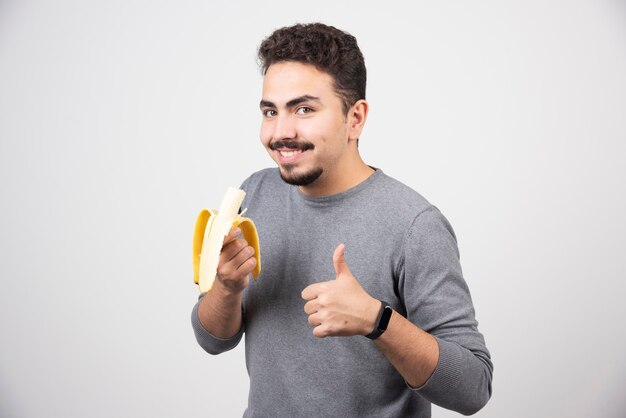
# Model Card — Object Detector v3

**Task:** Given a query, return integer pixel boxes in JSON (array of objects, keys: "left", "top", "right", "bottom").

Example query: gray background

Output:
[{"left": 1, "top": 1, "right": 625, "bottom": 417}]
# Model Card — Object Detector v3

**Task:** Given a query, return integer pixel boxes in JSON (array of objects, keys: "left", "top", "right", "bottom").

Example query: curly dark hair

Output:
[{"left": 257, "top": 23, "right": 366, "bottom": 115}]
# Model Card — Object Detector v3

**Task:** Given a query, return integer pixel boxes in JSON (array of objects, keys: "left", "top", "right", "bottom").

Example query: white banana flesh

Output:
[{"left": 193, "top": 187, "right": 261, "bottom": 293}]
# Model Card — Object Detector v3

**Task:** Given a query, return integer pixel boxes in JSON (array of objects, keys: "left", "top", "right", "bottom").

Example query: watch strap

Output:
[{"left": 365, "top": 300, "right": 392, "bottom": 340}]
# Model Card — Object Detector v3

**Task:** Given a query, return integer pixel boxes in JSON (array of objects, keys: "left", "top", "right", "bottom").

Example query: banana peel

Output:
[{"left": 192, "top": 187, "right": 261, "bottom": 293}]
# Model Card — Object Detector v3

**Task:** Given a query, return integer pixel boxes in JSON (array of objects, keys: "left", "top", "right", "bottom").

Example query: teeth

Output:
[{"left": 279, "top": 150, "right": 301, "bottom": 157}]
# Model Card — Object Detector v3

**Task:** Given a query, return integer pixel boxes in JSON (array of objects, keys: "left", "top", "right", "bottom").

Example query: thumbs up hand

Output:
[{"left": 301, "top": 244, "right": 381, "bottom": 338}]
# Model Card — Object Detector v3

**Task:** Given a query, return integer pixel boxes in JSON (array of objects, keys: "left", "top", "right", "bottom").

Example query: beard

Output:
[
  {"left": 269, "top": 139, "right": 321, "bottom": 186},
  {"left": 278, "top": 165, "right": 323, "bottom": 186}
]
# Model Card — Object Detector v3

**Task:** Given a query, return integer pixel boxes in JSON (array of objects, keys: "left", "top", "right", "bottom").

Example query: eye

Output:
[
  {"left": 296, "top": 106, "right": 313, "bottom": 115},
  {"left": 262, "top": 109, "right": 277, "bottom": 118}
]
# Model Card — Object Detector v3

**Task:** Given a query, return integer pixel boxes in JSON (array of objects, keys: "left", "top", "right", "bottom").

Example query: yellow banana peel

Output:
[{"left": 192, "top": 187, "right": 261, "bottom": 293}]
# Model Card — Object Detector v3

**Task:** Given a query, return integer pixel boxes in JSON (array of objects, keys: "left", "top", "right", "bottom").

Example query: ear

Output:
[{"left": 348, "top": 99, "right": 369, "bottom": 141}]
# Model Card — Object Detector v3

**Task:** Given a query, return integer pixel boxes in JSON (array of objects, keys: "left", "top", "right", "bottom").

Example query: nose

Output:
[{"left": 272, "top": 114, "right": 296, "bottom": 141}]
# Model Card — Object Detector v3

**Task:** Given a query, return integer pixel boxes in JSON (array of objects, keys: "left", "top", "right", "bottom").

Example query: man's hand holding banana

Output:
[
  {"left": 215, "top": 226, "right": 257, "bottom": 294},
  {"left": 193, "top": 187, "right": 261, "bottom": 294}
]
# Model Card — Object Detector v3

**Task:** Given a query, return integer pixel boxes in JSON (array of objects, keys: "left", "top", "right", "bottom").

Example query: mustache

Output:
[{"left": 269, "top": 140, "right": 314, "bottom": 151}]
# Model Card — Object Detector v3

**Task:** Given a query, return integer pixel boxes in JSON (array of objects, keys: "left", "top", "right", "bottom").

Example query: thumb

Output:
[{"left": 333, "top": 243, "right": 351, "bottom": 278}]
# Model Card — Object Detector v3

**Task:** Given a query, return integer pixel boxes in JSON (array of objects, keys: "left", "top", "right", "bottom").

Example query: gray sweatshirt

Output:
[{"left": 192, "top": 168, "right": 493, "bottom": 417}]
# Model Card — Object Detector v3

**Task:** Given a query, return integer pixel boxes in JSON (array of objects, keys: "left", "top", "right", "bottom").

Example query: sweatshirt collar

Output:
[{"left": 293, "top": 167, "right": 383, "bottom": 207}]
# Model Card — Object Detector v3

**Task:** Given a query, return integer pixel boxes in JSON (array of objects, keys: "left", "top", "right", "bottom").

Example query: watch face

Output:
[{"left": 379, "top": 306, "right": 393, "bottom": 331}]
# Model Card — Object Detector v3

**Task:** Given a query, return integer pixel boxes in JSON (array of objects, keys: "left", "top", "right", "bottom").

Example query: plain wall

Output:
[{"left": 1, "top": 1, "right": 625, "bottom": 417}]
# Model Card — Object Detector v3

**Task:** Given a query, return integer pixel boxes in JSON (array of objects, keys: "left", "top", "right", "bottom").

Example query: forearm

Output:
[
  {"left": 197, "top": 281, "right": 244, "bottom": 339},
  {"left": 375, "top": 310, "right": 492, "bottom": 415},
  {"left": 373, "top": 310, "right": 439, "bottom": 388}
]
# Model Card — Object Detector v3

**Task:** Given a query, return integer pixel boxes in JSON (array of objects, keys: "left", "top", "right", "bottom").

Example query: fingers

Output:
[
  {"left": 307, "top": 311, "right": 321, "bottom": 326},
  {"left": 312, "top": 325, "right": 329, "bottom": 338},
  {"left": 222, "top": 226, "right": 241, "bottom": 246},
  {"left": 303, "top": 299, "right": 318, "bottom": 315},
  {"left": 301, "top": 282, "right": 326, "bottom": 301},
  {"left": 216, "top": 231, "right": 256, "bottom": 289},
  {"left": 221, "top": 237, "right": 252, "bottom": 265},
  {"left": 304, "top": 297, "right": 335, "bottom": 338},
  {"left": 304, "top": 301, "right": 333, "bottom": 338},
  {"left": 301, "top": 285, "right": 315, "bottom": 301},
  {"left": 219, "top": 241, "right": 256, "bottom": 274}
]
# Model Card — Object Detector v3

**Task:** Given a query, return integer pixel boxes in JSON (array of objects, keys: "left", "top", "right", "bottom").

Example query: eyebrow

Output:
[{"left": 259, "top": 95, "right": 321, "bottom": 109}]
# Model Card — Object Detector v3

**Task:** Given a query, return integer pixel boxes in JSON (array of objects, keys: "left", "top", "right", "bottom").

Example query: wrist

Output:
[
  {"left": 212, "top": 276, "right": 246, "bottom": 299},
  {"left": 199, "top": 278, "right": 244, "bottom": 339},
  {"left": 365, "top": 300, "right": 393, "bottom": 340},
  {"left": 364, "top": 297, "right": 381, "bottom": 334}
]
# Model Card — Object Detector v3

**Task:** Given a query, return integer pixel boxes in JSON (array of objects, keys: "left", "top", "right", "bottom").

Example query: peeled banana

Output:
[{"left": 192, "top": 187, "right": 261, "bottom": 293}]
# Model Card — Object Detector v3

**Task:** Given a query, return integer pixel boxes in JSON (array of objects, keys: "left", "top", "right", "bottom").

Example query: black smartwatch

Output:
[{"left": 365, "top": 300, "right": 393, "bottom": 340}]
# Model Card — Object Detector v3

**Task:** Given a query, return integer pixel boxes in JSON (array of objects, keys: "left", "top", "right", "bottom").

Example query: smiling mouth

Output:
[{"left": 278, "top": 149, "right": 303, "bottom": 157}]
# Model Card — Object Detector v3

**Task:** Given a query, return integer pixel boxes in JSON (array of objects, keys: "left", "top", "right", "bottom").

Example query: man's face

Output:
[{"left": 259, "top": 61, "right": 351, "bottom": 188}]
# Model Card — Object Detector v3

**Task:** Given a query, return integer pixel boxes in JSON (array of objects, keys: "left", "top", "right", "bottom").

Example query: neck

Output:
[{"left": 298, "top": 156, "right": 374, "bottom": 197}]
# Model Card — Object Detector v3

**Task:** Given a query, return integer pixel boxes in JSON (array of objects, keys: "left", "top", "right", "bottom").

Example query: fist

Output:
[
  {"left": 301, "top": 244, "right": 380, "bottom": 338},
  {"left": 215, "top": 226, "right": 257, "bottom": 294}
]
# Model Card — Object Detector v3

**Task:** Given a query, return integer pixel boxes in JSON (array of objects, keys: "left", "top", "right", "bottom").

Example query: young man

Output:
[{"left": 192, "top": 23, "right": 493, "bottom": 417}]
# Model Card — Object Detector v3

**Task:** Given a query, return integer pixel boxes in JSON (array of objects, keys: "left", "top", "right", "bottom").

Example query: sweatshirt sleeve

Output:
[
  {"left": 398, "top": 206, "right": 493, "bottom": 415},
  {"left": 191, "top": 295, "right": 244, "bottom": 355}
]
